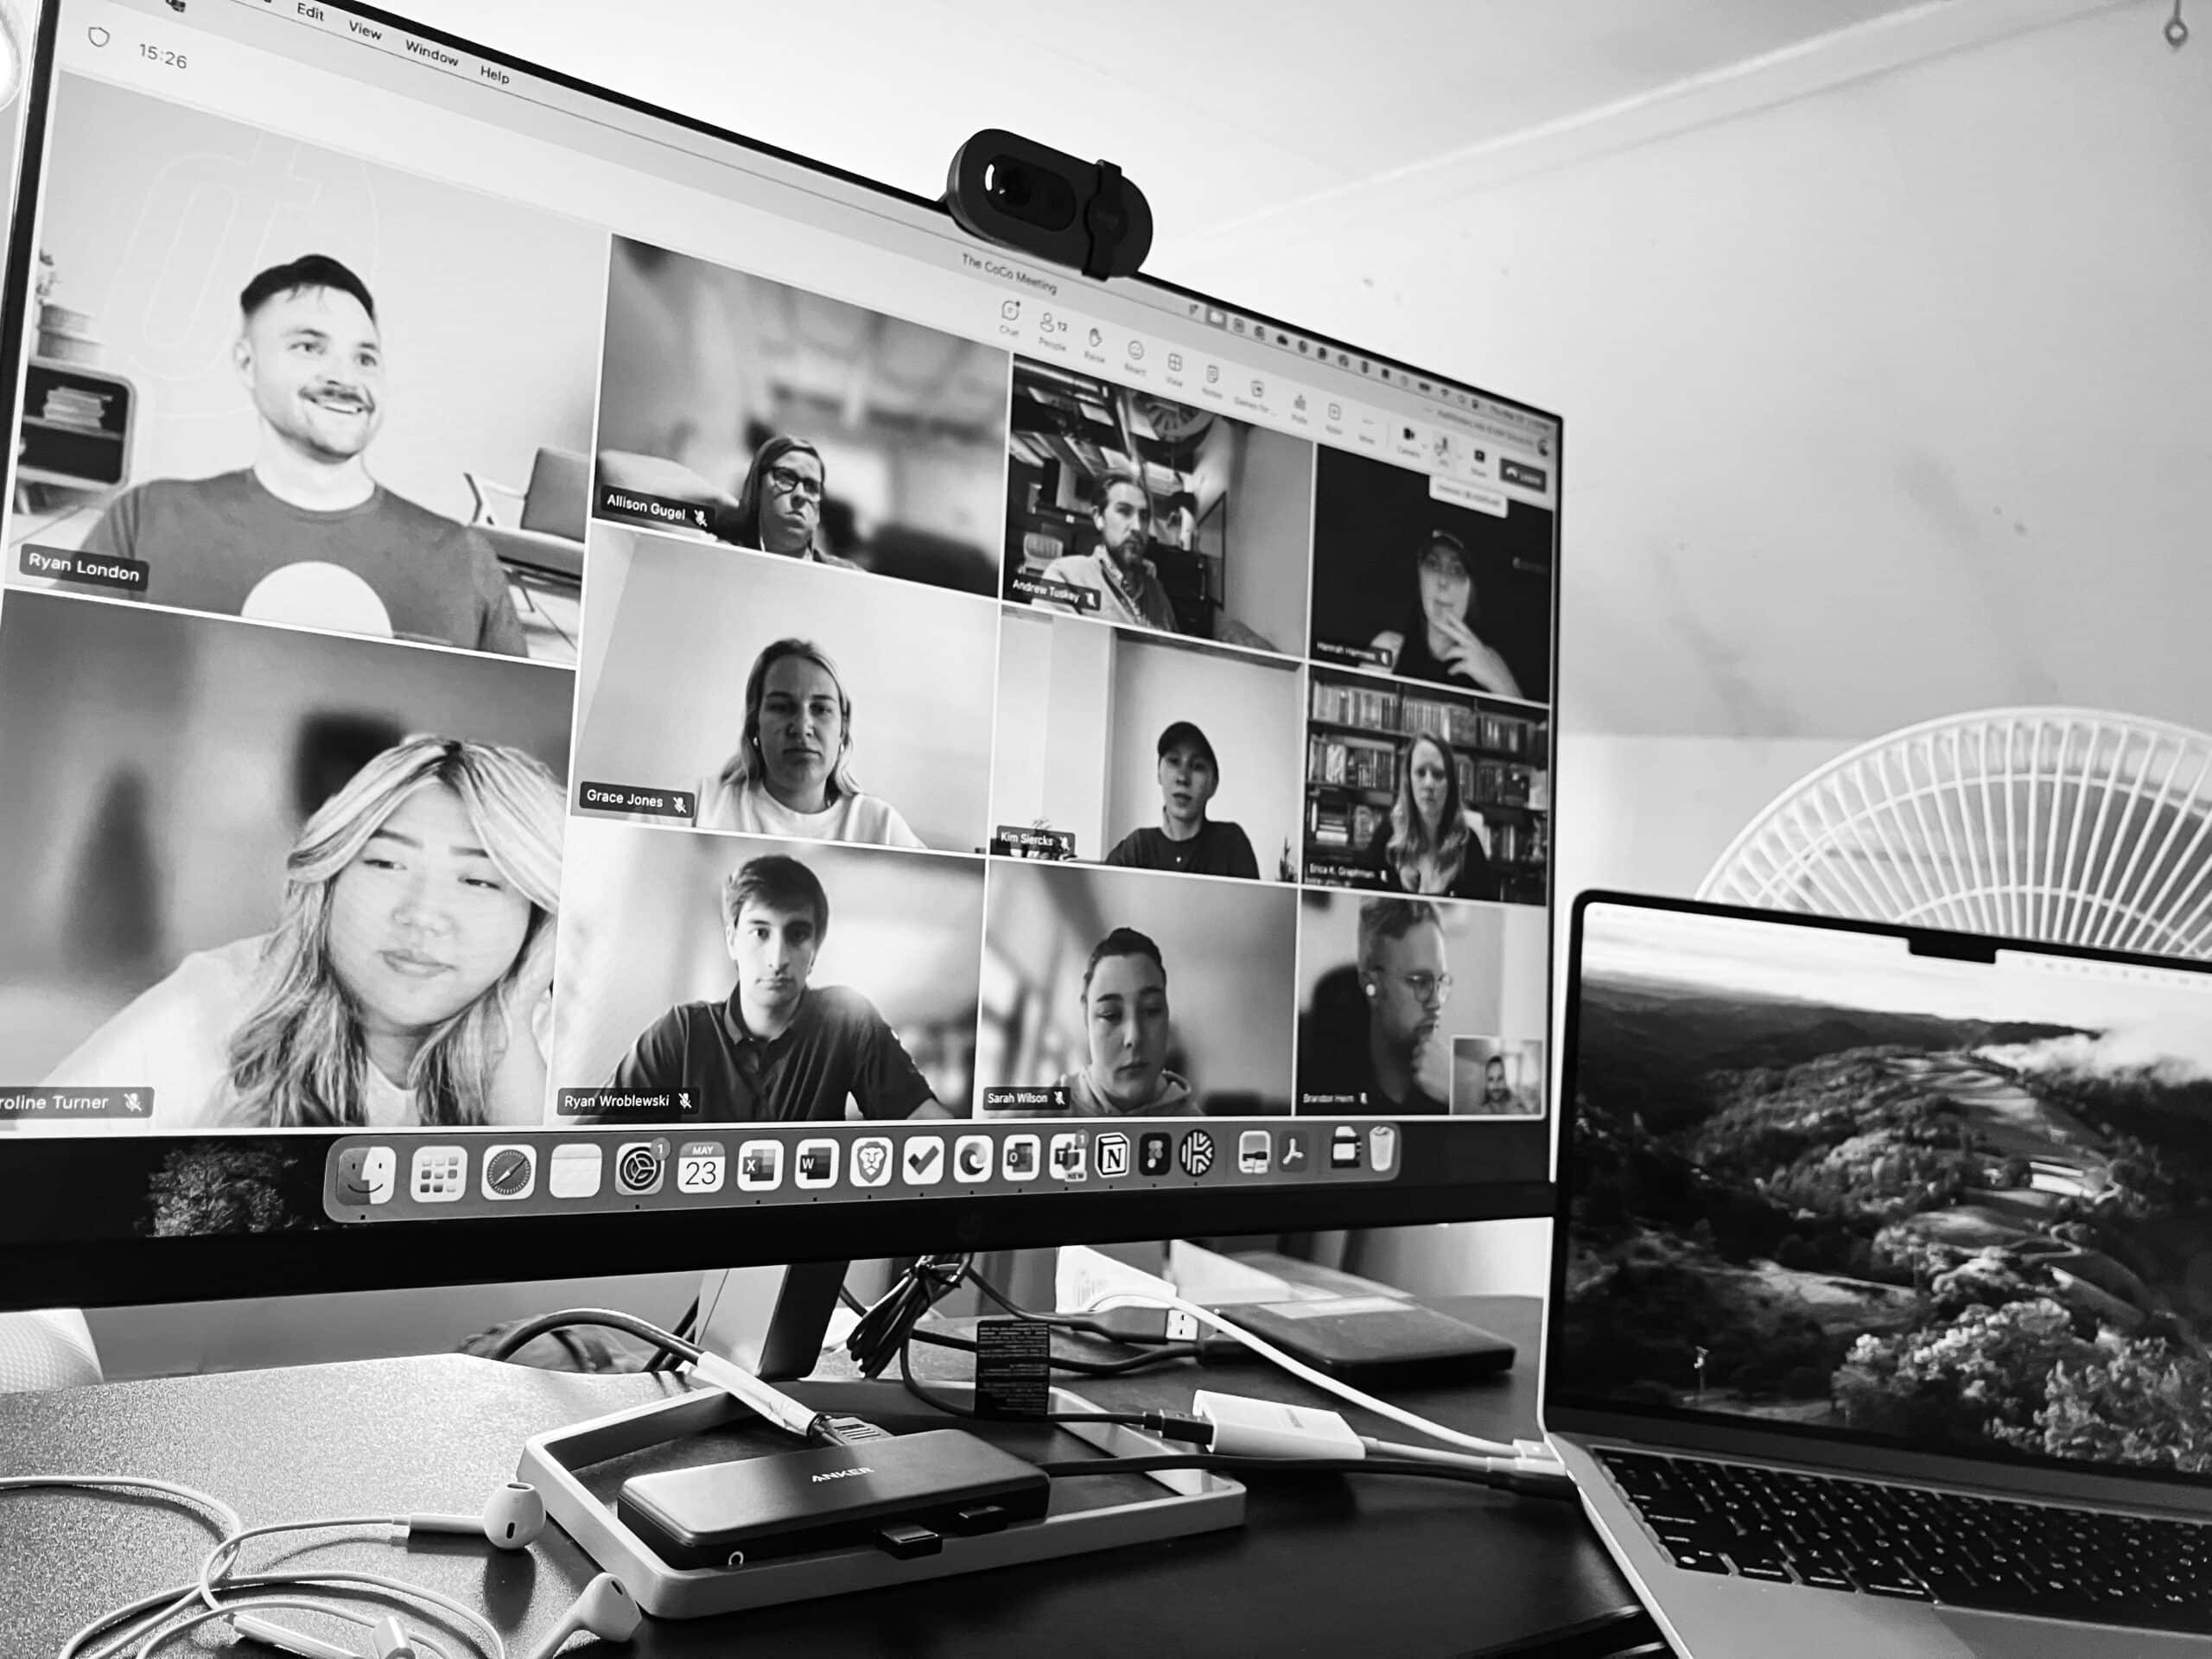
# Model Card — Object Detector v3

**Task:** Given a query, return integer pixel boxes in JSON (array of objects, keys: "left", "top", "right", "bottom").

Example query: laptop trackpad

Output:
[{"left": 1943, "top": 1609, "right": 2212, "bottom": 1656}]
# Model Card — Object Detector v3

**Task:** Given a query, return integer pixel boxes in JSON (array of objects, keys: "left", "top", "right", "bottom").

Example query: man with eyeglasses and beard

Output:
[
  {"left": 81, "top": 254, "right": 525, "bottom": 655},
  {"left": 1299, "top": 897, "right": 1455, "bottom": 1115}
]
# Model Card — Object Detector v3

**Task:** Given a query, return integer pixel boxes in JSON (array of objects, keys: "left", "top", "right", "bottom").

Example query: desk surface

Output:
[{"left": 0, "top": 1294, "right": 1646, "bottom": 1657}]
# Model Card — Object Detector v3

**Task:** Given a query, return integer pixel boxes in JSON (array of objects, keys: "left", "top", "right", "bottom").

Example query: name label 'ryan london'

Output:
[{"left": 20, "top": 544, "right": 147, "bottom": 592}]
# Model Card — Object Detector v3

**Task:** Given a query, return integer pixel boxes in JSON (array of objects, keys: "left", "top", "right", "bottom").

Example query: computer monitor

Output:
[{"left": 0, "top": 0, "right": 1563, "bottom": 1319}]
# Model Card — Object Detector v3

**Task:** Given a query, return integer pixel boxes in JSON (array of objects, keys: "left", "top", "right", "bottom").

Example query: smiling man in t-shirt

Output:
[{"left": 80, "top": 253, "right": 524, "bottom": 656}]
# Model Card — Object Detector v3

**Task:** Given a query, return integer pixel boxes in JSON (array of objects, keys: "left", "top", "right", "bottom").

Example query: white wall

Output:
[
  {"left": 574, "top": 531, "right": 1001, "bottom": 853},
  {"left": 1164, "top": 7, "right": 2212, "bottom": 1296},
  {"left": 1105, "top": 633, "right": 1303, "bottom": 879},
  {"left": 39, "top": 75, "right": 604, "bottom": 523}
]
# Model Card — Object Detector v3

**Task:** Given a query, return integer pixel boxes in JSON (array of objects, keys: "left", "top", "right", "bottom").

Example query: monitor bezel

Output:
[{"left": 0, "top": 0, "right": 1563, "bottom": 1316}]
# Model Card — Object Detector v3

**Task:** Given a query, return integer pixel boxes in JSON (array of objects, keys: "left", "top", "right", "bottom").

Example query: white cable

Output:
[
  {"left": 0, "top": 1477, "right": 244, "bottom": 1659},
  {"left": 197, "top": 1516, "right": 404, "bottom": 1611},
  {"left": 1084, "top": 1291, "right": 1565, "bottom": 1472},
  {"left": 111, "top": 1571, "right": 500, "bottom": 1659},
  {"left": 0, "top": 1474, "right": 243, "bottom": 1538},
  {"left": 118, "top": 1594, "right": 455, "bottom": 1659}
]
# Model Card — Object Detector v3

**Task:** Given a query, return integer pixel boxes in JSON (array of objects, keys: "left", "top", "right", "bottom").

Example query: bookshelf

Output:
[{"left": 1304, "top": 671, "right": 1549, "bottom": 906}]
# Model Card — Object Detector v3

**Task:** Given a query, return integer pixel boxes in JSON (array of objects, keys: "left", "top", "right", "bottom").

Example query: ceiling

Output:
[{"left": 391, "top": 0, "right": 2079, "bottom": 276}]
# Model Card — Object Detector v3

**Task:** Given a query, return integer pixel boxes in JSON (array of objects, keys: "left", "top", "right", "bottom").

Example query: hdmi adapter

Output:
[{"left": 617, "top": 1430, "right": 1050, "bottom": 1567}]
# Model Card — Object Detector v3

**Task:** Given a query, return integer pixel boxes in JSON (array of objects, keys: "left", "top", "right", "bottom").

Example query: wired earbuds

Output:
[
  {"left": 399, "top": 1480, "right": 548, "bottom": 1548},
  {"left": 221, "top": 1483, "right": 639, "bottom": 1659},
  {"left": 523, "top": 1573, "right": 643, "bottom": 1659}
]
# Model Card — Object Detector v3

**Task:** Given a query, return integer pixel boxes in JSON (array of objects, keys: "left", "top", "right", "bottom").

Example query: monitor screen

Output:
[
  {"left": 0, "top": 0, "right": 1562, "bottom": 1307},
  {"left": 1556, "top": 896, "right": 2212, "bottom": 1485}
]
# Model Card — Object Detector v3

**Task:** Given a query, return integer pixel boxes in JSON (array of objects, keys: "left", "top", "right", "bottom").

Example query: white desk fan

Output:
[{"left": 1700, "top": 709, "right": 2212, "bottom": 957}]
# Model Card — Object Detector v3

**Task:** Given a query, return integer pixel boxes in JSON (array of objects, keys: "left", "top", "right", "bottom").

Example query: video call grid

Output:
[{"left": 0, "top": 65, "right": 1559, "bottom": 1141}]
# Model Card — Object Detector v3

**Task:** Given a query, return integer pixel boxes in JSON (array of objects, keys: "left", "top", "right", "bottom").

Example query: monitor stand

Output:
[{"left": 518, "top": 1256, "right": 1245, "bottom": 1617}]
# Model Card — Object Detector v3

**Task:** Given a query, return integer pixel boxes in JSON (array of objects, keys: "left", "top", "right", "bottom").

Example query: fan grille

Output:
[{"left": 1699, "top": 709, "right": 2212, "bottom": 959}]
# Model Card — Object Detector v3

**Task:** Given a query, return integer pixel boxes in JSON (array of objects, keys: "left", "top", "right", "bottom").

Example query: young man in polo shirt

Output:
[{"left": 607, "top": 854, "right": 956, "bottom": 1121}]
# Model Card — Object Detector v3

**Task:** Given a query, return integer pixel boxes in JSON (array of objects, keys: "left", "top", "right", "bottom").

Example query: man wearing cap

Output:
[{"left": 1102, "top": 721, "right": 1261, "bottom": 880}]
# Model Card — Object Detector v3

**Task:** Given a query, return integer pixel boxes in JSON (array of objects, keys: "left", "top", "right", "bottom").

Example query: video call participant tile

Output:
[
  {"left": 14, "top": 77, "right": 604, "bottom": 664},
  {"left": 550, "top": 819, "right": 982, "bottom": 1124},
  {"left": 1294, "top": 889, "right": 1548, "bottom": 1131},
  {"left": 592, "top": 236, "right": 1007, "bottom": 598},
  {"left": 0, "top": 594, "right": 573, "bottom": 1136},
  {"left": 1303, "top": 668, "right": 1550, "bottom": 909},
  {"left": 572, "top": 527, "right": 998, "bottom": 855},
  {"left": 989, "top": 610, "right": 1303, "bottom": 880},
  {"left": 1307, "top": 448, "right": 1553, "bottom": 706},
  {"left": 1000, "top": 359, "right": 1313, "bottom": 658},
  {"left": 977, "top": 861, "right": 1297, "bottom": 1120}
]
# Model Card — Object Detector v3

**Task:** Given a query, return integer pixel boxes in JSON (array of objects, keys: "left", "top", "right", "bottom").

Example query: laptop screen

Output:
[{"left": 1558, "top": 896, "right": 2212, "bottom": 1481}]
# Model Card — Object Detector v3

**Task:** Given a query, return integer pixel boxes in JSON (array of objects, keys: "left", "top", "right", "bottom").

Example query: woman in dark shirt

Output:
[
  {"left": 1368, "top": 530, "right": 1522, "bottom": 699},
  {"left": 1363, "top": 732, "right": 1499, "bottom": 901}
]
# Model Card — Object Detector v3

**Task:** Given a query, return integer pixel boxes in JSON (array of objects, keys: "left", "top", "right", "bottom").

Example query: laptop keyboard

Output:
[{"left": 1599, "top": 1448, "right": 2212, "bottom": 1635}]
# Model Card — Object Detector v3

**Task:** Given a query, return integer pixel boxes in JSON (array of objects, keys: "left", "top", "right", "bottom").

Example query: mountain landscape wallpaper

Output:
[{"left": 1560, "top": 909, "right": 2212, "bottom": 1475}]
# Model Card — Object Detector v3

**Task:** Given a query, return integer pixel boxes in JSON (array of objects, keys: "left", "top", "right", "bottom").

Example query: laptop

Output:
[{"left": 1546, "top": 891, "right": 2212, "bottom": 1657}]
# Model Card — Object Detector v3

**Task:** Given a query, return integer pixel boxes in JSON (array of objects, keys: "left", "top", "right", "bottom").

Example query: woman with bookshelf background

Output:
[{"left": 1366, "top": 732, "right": 1500, "bottom": 901}]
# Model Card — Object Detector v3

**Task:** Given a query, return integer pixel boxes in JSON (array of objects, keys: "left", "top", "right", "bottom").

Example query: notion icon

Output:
[
  {"left": 336, "top": 1146, "right": 396, "bottom": 1206},
  {"left": 481, "top": 1144, "right": 537, "bottom": 1201},
  {"left": 549, "top": 1143, "right": 602, "bottom": 1199},
  {"left": 954, "top": 1135, "right": 993, "bottom": 1183},
  {"left": 1095, "top": 1132, "right": 1130, "bottom": 1179},
  {"left": 851, "top": 1135, "right": 893, "bottom": 1189}
]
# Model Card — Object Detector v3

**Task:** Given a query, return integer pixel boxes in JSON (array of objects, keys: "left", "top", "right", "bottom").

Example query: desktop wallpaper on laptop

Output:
[{"left": 1560, "top": 902, "right": 2212, "bottom": 1477}]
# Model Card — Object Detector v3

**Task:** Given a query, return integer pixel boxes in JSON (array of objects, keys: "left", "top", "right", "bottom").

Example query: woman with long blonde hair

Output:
[
  {"left": 48, "top": 734, "right": 563, "bottom": 1129},
  {"left": 1364, "top": 732, "right": 1499, "bottom": 902},
  {"left": 691, "top": 637, "right": 923, "bottom": 848}
]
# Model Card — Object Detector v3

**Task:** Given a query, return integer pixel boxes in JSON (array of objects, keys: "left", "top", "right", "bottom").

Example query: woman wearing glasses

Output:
[
  {"left": 1364, "top": 733, "right": 1499, "bottom": 901},
  {"left": 714, "top": 436, "right": 857, "bottom": 569}
]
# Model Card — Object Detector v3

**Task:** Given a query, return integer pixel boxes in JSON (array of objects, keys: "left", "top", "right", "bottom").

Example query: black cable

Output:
[
  {"left": 647, "top": 1294, "right": 703, "bottom": 1373},
  {"left": 961, "top": 1264, "right": 1181, "bottom": 1346},
  {"left": 1033, "top": 1452, "right": 1580, "bottom": 1500},
  {"left": 486, "top": 1307, "right": 701, "bottom": 1367},
  {"left": 964, "top": 1267, "right": 1096, "bottom": 1330},
  {"left": 895, "top": 1340, "right": 1209, "bottom": 1442},
  {"left": 844, "top": 1254, "right": 969, "bottom": 1377},
  {"left": 906, "top": 1325, "right": 1201, "bottom": 1376}
]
